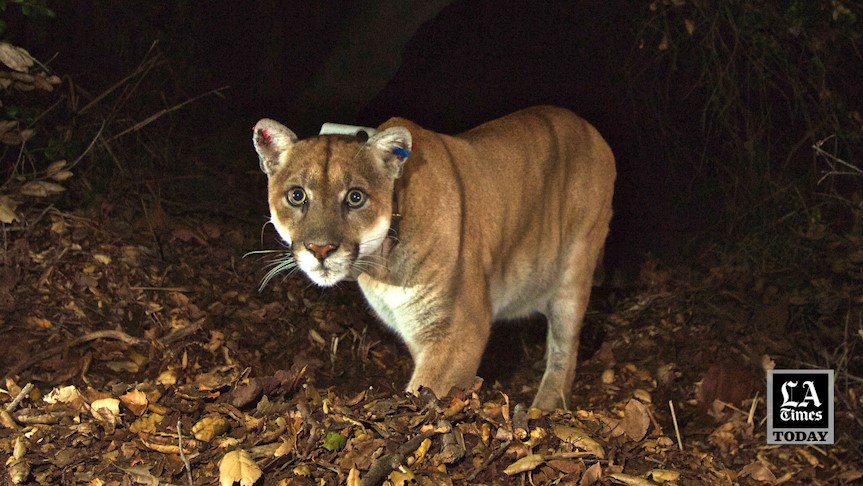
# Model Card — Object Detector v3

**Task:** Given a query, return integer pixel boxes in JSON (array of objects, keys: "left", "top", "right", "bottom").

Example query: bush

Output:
[{"left": 627, "top": 0, "right": 863, "bottom": 235}]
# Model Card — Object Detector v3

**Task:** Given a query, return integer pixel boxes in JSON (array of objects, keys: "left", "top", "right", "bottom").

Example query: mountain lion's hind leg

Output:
[{"left": 532, "top": 240, "right": 601, "bottom": 410}]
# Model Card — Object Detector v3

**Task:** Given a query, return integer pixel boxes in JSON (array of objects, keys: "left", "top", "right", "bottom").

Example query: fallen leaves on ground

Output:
[{"left": 1, "top": 176, "right": 861, "bottom": 484}]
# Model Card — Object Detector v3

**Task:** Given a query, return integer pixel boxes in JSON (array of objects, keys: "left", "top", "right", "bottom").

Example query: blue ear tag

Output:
[{"left": 392, "top": 147, "right": 410, "bottom": 158}]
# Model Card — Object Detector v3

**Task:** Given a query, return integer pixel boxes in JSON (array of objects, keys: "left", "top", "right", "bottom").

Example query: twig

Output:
[
  {"left": 467, "top": 440, "right": 512, "bottom": 481},
  {"left": 106, "top": 86, "right": 228, "bottom": 143},
  {"left": 747, "top": 391, "right": 759, "bottom": 426},
  {"left": 5, "top": 383, "right": 34, "bottom": 413},
  {"left": 160, "top": 319, "right": 204, "bottom": 345},
  {"left": 669, "top": 400, "right": 683, "bottom": 451},
  {"left": 77, "top": 41, "right": 162, "bottom": 115},
  {"left": 361, "top": 431, "right": 436, "bottom": 486},
  {"left": 129, "top": 286, "right": 191, "bottom": 292},
  {"left": 177, "top": 420, "right": 194, "bottom": 486},
  {"left": 67, "top": 120, "right": 106, "bottom": 171},
  {"left": 814, "top": 136, "right": 862, "bottom": 184},
  {"left": 6, "top": 329, "right": 144, "bottom": 377}
]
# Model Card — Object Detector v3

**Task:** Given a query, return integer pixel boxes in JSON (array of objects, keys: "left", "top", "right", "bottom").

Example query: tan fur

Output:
[{"left": 253, "top": 106, "right": 615, "bottom": 409}]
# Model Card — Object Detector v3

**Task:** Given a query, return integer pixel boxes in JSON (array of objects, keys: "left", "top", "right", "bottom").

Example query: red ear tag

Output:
[{"left": 257, "top": 128, "right": 273, "bottom": 145}]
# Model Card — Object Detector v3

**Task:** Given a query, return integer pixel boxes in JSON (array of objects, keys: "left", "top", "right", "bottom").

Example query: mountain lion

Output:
[{"left": 253, "top": 106, "right": 615, "bottom": 410}]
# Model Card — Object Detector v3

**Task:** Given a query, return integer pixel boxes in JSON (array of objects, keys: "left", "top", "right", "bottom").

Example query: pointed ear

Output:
[
  {"left": 367, "top": 126, "right": 412, "bottom": 179},
  {"left": 253, "top": 119, "right": 298, "bottom": 175}
]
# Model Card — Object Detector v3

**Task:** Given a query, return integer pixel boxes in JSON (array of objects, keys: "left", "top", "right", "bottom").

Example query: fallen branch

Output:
[
  {"left": 466, "top": 439, "right": 512, "bottom": 482},
  {"left": 4, "top": 383, "right": 34, "bottom": 413},
  {"left": 6, "top": 329, "right": 144, "bottom": 377},
  {"left": 361, "top": 431, "right": 436, "bottom": 486},
  {"left": 160, "top": 319, "right": 204, "bottom": 345}
]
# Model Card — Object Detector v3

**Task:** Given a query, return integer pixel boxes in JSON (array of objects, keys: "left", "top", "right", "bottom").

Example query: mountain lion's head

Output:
[{"left": 252, "top": 119, "right": 411, "bottom": 286}]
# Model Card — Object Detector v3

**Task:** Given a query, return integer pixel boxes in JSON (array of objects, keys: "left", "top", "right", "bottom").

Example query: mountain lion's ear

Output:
[
  {"left": 253, "top": 119, "right": 298, "bottom": 175},
  {"left": 368, "top": 126, "right": 412, "bottom": 179}
]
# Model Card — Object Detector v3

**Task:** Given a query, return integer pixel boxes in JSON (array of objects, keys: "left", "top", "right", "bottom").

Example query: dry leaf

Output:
[
  {"left": 697, "top": 361, "right": 756, "bottom": 418},
  {"left": 219, "top": 449, "right": 262, "bottom": 486},
  {"left": 46, "top": 159, "right": 66, "bottom": 173},
  {"left": 0, "top": 199, "right": 19, "bottom": 223},
  {"left": 193, "top": 414, "right": 230, "bottom": 442},
  {"left": 601, "top": 368, "right": 615, "bottom": 384},
  {"left": 43, "top": 385, "right": 83, "bottom": 406},
  {"left": 347, "top": 467, "right": 360, "bottom": 486},
  {"left": 684, "top": 18, "right": 695, "bottom": 35},
  {"left": 581, "top": 462, "right": 603, "bottom": 486},
  {"left": 633, "top": 389, "right": 652, "bottom": 403},
  {"left": 739, "top": 461, "right": 777, "bottom": 484},
  {"left": 409, "top": 437, "right": 433, "bottom": 465},
  {"left": 388, "top": 469, "right": 416, "bottom": 484},
  {"left": 608, "top": 472, "right": 657, "bottom": 485},
  {"left": 157, "top": 369, "right": 178, "bottom": 386},
  {"left": 129, "top": 413, "right": 163, "bottom": 435},
  {"left": 274, "top": 439, "right": 294, "bottom": 457},
  {"left": 31, "top": 74, "right": 54, "bottom": 91},
  {"left": 647, "top": 469, "right": 681, "bottom": 482},
  {"left": 50, "top": 170, "right": 74, "bottom": 182},
  {"left": 91, "top": 398, "right": 121, "bottom": 434},
  {"left": 0, "top": 120, "right": 17, "bottom": 137},
  {"left": 796, "top": 448, "right": 820, "bottom": 467},
  {"left": 119, "top": 390, "right": 148, "bottom": 416},
  {"left": 621, "top": 399, "right": 650, "bottom": 441},
  {"left": 547, "top": 459, "right": 582, "bottom": 474},
  {"left": 20, "top": 181, "right": 66, "bottom": 197},
  {"left": 24, "top": 315, "right": 52, "bottom": 329},
  {"left": 553, "top": 423, "right": 605, "bottom": 458},
  {"left": 14, "top": 81, "right": 35, "bottom": 92},
  {"left": 2, "top": 128, "right": 35, "bottom": 145},
  {"left": 8, "top": 457, "right": 30, "bottom": 484},
  {"left": 90, "top": 398, "right": 121, "bottom": 417},
  {"left": 13, "top": 436, "right": 26, "bottom": 459},
  {"left": 106, "top": 361, "right": 139, "bottom": 373},
  {"left": 117, "top": 465, "right": 159, "bottom": 486},
  {"left": 503, "top": 454, "right": 545, "bottom": 475},
  {"left": 93, "top": 253, "right": 112, "bottom": 265},
  {"left": 0, "top": 42, "right": 35, "bottom": 72},
  {"left": 0, "top": 410, "right": 18, "bottom": 429}
]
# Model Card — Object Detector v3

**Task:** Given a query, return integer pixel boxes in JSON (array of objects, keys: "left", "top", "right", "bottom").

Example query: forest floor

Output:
[{"left": 1, "top": 147, "right": 862, "bottom": 485}]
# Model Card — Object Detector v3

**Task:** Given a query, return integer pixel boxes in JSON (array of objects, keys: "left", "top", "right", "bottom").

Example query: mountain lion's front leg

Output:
[{"left": 404, "top": 299, "right": 491, "bottom": 399}]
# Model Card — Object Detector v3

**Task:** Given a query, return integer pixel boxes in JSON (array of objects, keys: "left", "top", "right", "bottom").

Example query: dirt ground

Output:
[{"left": 1, "top": 154, "right": 862, "bottom": 485}]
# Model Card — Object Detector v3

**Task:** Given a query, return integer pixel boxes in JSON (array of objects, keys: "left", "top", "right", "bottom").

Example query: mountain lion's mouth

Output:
[{"left": 296, "top": 250, "right": 352, "bottom": 287}]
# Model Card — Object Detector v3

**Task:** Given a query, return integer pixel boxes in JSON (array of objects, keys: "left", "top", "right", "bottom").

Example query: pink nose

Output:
[{"left": 306, "top": 243, "right": 338, "bottom": 261}]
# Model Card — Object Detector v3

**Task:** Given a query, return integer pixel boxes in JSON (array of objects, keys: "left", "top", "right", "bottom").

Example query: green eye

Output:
[
  {"left": 287, "top": 187, "right": 307, "bottom": 206},
  {"left": 345, "top": 189, "right": 367, "bottom": 208}
]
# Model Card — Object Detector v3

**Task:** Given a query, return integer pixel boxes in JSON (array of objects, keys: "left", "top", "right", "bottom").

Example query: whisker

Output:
[
  {"left": 352, "top": 261, "right": 385, "bottom": 274},
  {"left": 245, "top": 246, "right": 299, "bottom": 292},
  {"left": 257, "top": 255, "right": 298, "bottom": 292},
  {"left": 259, "top": 219, "right": 275, "bottom": 245},
  {"left": 243, "top": 248, "right": 286, "bottom": 259}
]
